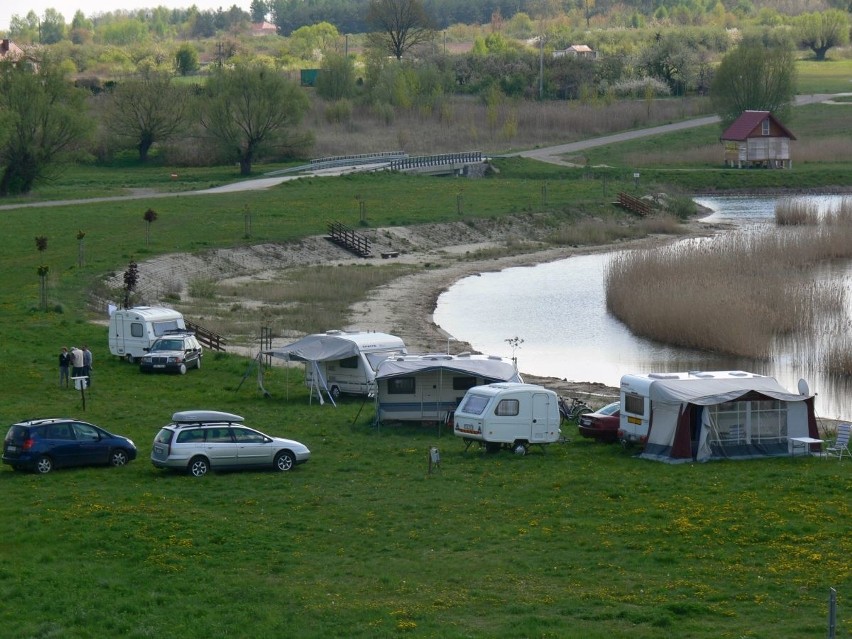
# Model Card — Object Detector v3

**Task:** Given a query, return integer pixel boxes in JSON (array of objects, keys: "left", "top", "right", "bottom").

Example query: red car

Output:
[{"left": 577, "top": 401, "right": 621, "bottom": 443}]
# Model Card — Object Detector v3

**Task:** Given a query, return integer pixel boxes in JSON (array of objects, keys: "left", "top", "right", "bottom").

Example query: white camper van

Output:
[
  {"left": 453, "top": 383, "right": 561, "bottom": 455},
  {"left": 108, "top": 306, "right": 186, "bottom": 362},
  {"left": 265, "top": 330, "right": 407, "bottom": 399}
]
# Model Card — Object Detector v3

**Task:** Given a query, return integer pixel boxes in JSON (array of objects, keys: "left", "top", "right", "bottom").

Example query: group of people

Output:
[{"left": 59, "top": 345, "right": 92, "bottom": 389}]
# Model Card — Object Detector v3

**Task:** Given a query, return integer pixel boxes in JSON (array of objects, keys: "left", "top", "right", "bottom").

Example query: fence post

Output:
[{"left": 828, "top": 587, "right": 836, "bottom": 639}]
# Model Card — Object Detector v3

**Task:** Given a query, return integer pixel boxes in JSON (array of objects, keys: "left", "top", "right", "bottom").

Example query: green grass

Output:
[
  {"left": 1, "top": 110, "right": 850, "bottom": 637},
  {"left": 796, "top": 58, "right": 852, "bottom": 94}
]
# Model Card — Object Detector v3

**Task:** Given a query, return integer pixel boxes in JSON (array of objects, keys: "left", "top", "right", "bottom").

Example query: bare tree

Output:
[
  {"left": 104, "top": 68, "right": 190, "bottom": 162},
  {"left": 366, "top": 0, "right": 435, "bottom": 61}
]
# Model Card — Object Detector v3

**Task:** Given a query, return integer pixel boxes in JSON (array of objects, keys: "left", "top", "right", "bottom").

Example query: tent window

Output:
[
  {"left": 750, "top": 399, "right": 786, "bottom": 442},
  {"left": 624, "top": 393, "right": 644, "bottom": 416},
  {"left": 452, "top": 376, "right": 477, "bottom": 391},
  {"left": 388, "top": 377, "right": 415, "bottom": 394},
  {"left": 495, "top": 399, "right": 519, "bottom": 416},
  {"left": 339, "top": 356, "right": 359, "bottom": 369}
]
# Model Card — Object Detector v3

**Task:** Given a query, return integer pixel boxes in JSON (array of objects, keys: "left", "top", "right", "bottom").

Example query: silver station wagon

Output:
[{"left": 151, "top": 410, "right": 310, "bottom": 477}]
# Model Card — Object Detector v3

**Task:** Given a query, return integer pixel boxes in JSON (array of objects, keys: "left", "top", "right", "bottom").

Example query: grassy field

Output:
[{"left": 1, "top": 93, "right": 851, "bottom": 637}]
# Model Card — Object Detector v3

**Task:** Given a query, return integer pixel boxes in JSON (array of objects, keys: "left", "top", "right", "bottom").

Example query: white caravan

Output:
[
  {"left": 108, "top": 306, "right": 186, "bottom": 362},
  {"left": 374, "top": 353, "right": 522, "bottom": 424},
  {"left": 265, "top": 330, "right": 407, "bottom": 400},
  {"left": 453, "top": 383, "right": 561, "bottom": 455}
]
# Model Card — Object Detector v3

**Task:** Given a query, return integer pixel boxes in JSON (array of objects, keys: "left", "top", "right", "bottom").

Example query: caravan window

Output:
[
  {"left": 495, "top": 399, "right": 519, "bottom": 416},
  {"left": 624, "top": 393, "right": 644, "bottom": 416},
  {"left": 459, "top": 394, "right": 489, "bottom": 415},
  {"left": 452, "top": 376, "right": 477, "bottom": 391},
  {"left": 339, "top": 356, "right": 359, "bottom": 369},
  {"left": 130, "top": 322, "right": 144, "bottom": 338},
  {"left": 387, "top": 377, "right": 415, "bottom": 394}
]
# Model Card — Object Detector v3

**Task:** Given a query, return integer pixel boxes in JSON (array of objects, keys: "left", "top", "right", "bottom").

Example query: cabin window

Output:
[
  {"left": 387, "top": 377, "right": 415, "bottom": 394},
  {"left": 339, "top": 356, "right": 359, "bottom": 369},
  {"left": 130, "top": 322, "right": 144, "bottom": 338},
  {"left": 624, "top": 393, "right": 644, "bottom": 416},
  {"left": 495, "top": 399, "right": 519, "bottom": 416},
  {"left": 761, "top": 119, "right": 770, "bottom": 136},
  {"left": 452, "top": 376, "right": 477, "bottom": 391}
]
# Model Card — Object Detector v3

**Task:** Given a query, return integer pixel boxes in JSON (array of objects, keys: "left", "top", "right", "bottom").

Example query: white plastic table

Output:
[{"left": 789, "top": 437, "right": 823, "bottom": 457}]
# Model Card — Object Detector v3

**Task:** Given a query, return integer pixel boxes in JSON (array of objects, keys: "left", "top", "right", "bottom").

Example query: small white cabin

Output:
[
  {"left": 374, "top": 353, "right": 521, "bottom": 424},
  {"left": 108, "top": 306, "right": 186, "bottom": 362},
  {"left": 453, "top": 383, "right": 561, "bottom": 454}
]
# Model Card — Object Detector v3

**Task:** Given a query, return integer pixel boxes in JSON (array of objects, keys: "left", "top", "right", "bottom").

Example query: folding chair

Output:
[{"left": 825, "top": 423, "right": 851, "bottom": 461}]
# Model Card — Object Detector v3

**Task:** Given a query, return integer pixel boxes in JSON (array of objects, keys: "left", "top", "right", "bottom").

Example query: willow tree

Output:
[
  {"left": 710, "top": 42, "right": 796, "bottom": 126},
  {"left": 200, "top": 62, "right": 310, "bottom": 175}
]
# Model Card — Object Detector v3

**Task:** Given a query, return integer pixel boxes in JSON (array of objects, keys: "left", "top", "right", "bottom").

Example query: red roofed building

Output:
[
  {"left": 721, "top": 110, "right": 796, "bottom": 169},
  {"left": 250, "top": 21, "right": 278, "bottom": 36},
  {"left": 0, "top": 39, "right": 25, "bottom": 62}
]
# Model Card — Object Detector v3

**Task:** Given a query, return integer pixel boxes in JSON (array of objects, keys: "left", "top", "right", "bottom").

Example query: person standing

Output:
[
  {"left": 70, "top": 346, "right": 85, "bottom": 383},
  {"left": 59, "top": 347, "right": 70, "bottom": 388},
  {"left": 82, "top": 345, "right": 93, "bottom": 388}
]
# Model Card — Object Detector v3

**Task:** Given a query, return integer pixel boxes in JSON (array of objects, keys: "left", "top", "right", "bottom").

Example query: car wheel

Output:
[
  {"left": 188, "top": 456, "right": 209, "bottom": 477},
  {"left": 330, "top": 385, "right": 340, "bottom": 399},
  {"left": 110, "top": 449, "right": 129, "bottom": 467},
  {"left": 513, "top": 442, "right": 528, "bottom": 456},
  {"left": 274, "top": 451, "right": 295, "bottom": 472},
  {"left": 195, "top": 357, "right": 201, "bottom": 370},
  {"left": 35, "top": 455, "right": 54, "bottom": 474},
  {"left": 179, "top": 363, "right": 187, "bottom": 375}
]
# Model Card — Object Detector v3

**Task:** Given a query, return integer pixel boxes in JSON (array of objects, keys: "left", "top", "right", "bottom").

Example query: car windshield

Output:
[
  {"left": 598, "top": 402, "right": 620, "bottom": 416},
  {"left": 151, "top": 340, "right": 184, "bottom": 351}
]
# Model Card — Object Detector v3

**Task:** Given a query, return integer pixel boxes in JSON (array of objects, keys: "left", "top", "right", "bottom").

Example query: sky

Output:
[{"left": 1, "top": 1, "right": 248, "bottom": 33}]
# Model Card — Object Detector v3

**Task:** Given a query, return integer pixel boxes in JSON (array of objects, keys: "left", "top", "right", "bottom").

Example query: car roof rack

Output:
[{"left": 171, "top": 410, "right": 244, "bottom": 425}]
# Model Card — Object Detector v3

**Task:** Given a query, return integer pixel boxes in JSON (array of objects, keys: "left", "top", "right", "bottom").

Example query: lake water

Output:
[{"left": 434, "top": 195, "right": 852, "bottom": 420}]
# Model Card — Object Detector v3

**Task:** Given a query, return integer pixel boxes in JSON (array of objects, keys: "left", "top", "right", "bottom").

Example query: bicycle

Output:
[{"left": 559, "top": 396, "right": 593, "bottom": 423}]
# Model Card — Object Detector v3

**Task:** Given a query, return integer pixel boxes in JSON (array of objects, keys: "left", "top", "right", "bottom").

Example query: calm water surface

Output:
[{"left": 434, "top": 195, "right": 852, "bottom": 420}]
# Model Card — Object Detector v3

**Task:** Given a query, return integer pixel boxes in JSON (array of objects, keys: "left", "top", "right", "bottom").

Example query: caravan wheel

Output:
[
  {"left": 330, "top": 385, "right": 340, "bottom": 399},
  {"left": 513, "top": 442, "right": 528, "bottom": 456},
  {"left": 125, "top": 354, "right": 135, "bottom": 364}
]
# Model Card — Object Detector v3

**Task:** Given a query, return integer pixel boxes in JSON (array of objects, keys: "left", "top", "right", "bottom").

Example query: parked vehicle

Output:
[
  {"left": 265, "top": 330, "right": 407, "bottom": 400},
  {"left": 2, "top": 418, "right": 137, "bottom": 474},
  {"left": 577, "top": 401, "right": 621, "bottom": 442},
  {"left": 453, "top": 383, "right": 561, "bottom": 455},
  {"left": 139, "top": 332, "right": 202, "bottom": 375},
  {"left": 109, "top": 306, "right": 186, "bottom": 363},
  {"left": 374, "top": 353, "right": 522, "bottom": 424},
  {"left": 151, "top": 410, "right": 310, "bottom": 477}
]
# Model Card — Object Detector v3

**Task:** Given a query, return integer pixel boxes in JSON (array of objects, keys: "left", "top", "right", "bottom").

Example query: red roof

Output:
[{"left": 721, "top": 111, "right": 796, "bottom": 141}]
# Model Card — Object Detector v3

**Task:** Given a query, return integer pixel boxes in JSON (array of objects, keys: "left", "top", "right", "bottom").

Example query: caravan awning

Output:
[
  {"left": 648, "top": 376, "right": 811, "bottom": 405},
  {"left": 265, "top": 335, "right": 362, "bottom": 362},
  {"left": 376, "top": 357, "right": 521, "bottom": 382}
]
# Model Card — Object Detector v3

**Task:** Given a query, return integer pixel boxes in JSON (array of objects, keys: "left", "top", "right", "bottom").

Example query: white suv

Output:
[{"left": 150, "top": 411, "right": 310, "bottom": 477}]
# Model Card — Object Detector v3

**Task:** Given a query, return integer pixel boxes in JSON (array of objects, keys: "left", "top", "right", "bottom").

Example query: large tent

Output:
[{"left": 626, "top": 373, "right": 818, "bottom": 463}]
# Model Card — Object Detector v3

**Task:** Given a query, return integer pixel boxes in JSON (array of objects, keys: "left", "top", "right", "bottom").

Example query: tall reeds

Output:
[{"left": 605, "top": 219, "right": 852, "bottom": 365}]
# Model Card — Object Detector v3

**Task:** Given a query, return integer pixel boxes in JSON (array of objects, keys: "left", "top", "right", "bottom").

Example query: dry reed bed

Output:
[{"left": 605, "top": 209, "right": 852, "bottom": 367}]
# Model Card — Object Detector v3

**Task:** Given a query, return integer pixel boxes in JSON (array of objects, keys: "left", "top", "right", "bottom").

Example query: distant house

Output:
[
  {"left": 720, "top": 110, "right": 796, "bottom": 169},
  {"left": 250, "top": 21, "right": 277, "bottom": 36},
  {"left": 553, "top": 45, "right": 597, "bottom": 60},
  {"left": 0, "top": 39, "right": 25, "bottom": 62}
]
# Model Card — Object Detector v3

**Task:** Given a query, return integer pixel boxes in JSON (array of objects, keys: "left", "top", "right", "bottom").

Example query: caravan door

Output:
[
  {"left": 420, "top": 377, "right": 439, "bottom": 420},
  {"left": 531, "top": 392, "right": 554, "bottom": 442}
]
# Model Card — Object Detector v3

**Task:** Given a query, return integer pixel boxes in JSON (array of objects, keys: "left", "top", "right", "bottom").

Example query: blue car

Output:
[{"left": 3, "top": 418, "right": 137, "bottom": 474}]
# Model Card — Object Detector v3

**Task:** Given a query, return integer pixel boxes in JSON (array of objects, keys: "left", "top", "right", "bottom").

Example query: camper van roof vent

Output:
[
  {"left": 692, "top": 372, "right": 716, "bottom": 378},
  {"left": 648, "top": 372, "right": 679, "bottom": 379},
  {"left": 457, "top": 352, "right": 471, "bottom": 358},
  {"left": 487, "top": 355, "right": 502, "bottom": 360},
  {"left": 729, "top": 371, "right": 751, "bottom": 377}
]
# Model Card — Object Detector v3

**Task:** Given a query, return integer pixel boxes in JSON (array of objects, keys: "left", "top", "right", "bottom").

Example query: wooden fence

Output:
[
  {"left": 327, "top": 220, "right": 372, "bottom": 258},
  {"left": 617, "top": 192, "right": 652, "bottom": 216},
  {"left": 185, "top": 320, "right": 227, "bottom": 352}
]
